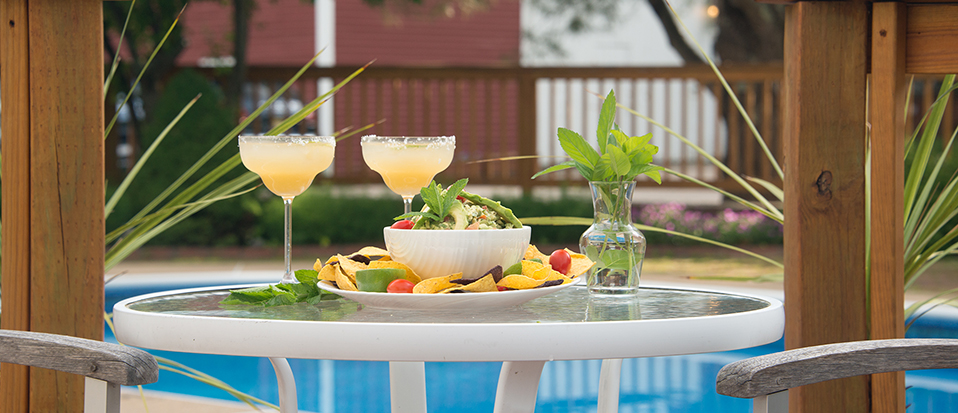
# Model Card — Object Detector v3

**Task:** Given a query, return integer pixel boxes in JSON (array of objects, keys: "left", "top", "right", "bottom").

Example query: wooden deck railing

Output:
[{"left": 206, "top": 65, "right": 955, "bottom": 195}]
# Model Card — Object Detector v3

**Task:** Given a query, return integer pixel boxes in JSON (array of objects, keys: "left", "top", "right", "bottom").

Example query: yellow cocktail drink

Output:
[
  {"left": 239, "top": 135, "right": 336, "bottom": 284},
  {"left": 361, "top": 135, "right": 456, "bottom": 214},
  {"left": 239, "top": 136, "right": 335, "bottom": 198}
]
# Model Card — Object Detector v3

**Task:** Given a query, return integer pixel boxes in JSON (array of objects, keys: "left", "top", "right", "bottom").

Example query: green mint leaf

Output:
[
  {"left": 629, "top": 164, "right": 665, "bottom": 184},
  {"left": 596, "top": 91, "right": 616, "bottom": 154},
  {"left": 610, "top": 130, "right": 629, "bottom": 148},
  {"left": 573, "top": 161, "right": 596, "bottom": 181},
  {"left": 264, "top": 293, "right": 296, "bottom": 307},
  {"left": 440, "top": 178, "right": 469, "bottom": 218},
  {"left": 531, "top": 161, "right": 576, "bottom": 179},
  {"left": 222, "top": 285, "right": 276, "bottom": 305},
  {"left": 622, "top": 134, "right": 643, "bottom": 156},
  {"left": 592, "top": 155, "right": 614, "bottom": 182},
  {"left": 419, "top": 181, "right": 444, "bottom": 217},
  {"left": 305, "top": 293, "right": 325, "bottom": 305},
  {"left": 630, "top": 147, "right": 655, "bottom": 166},
  {"left": 395, "top": 211, "right": 427, "bottom": 221},
  {"left": 606, "top": 145, "right": 632, "bottom": 177},
  {"left": 557, "top": 128, "right": 600, "bottom": 168}
]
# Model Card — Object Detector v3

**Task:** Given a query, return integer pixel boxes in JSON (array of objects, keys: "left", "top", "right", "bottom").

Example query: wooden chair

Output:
[
  {"left": 715, "top": 339, "right": 958, "bottom": 413},
  {"left": 0, "top": 329, "right": 159, "bottom": 413}
]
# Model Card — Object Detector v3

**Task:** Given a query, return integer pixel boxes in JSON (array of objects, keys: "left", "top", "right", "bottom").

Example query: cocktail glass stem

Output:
[
  {"left": 403, "top": 196, "right": 413, "bottom": 215},
  {"left": 281, "top": 197, "right": 295, "bottom": 284}
]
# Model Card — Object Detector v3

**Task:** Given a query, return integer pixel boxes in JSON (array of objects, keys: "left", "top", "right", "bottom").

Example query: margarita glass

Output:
[
  {"left": 361, "top": 135, "right": 456, "bottom": 214},
  {"left": 239, "top": 135, "right": 335, "bottom": 284}
]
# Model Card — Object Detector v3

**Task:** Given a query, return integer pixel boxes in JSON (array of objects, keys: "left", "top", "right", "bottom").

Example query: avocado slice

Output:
[
  {"left": 458, "top": 190, "right": 523, "bottom": 228},
  {"left": 448, "top": 200, "right": 469, "bottom": 229},
  {"left": 411, "top": 198, "right": 469, "bottom": 229}
]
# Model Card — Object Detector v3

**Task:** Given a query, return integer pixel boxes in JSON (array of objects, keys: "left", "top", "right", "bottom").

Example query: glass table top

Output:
[{"left": 123, "top": 284, "right": 774, "bottom": 325}]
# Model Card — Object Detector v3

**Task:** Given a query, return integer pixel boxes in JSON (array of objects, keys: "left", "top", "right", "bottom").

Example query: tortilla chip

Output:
[
  {"left": 567, "top": 253, "right": 595, "bottom": 278},
  {"left": 458, "top": 274, "right": 497, "bottom": 293},
  {"left": 317, "top": 262, "right": 340, "bottom": 281},
  {"left": 524, "top": 245, "right": 549, "bottom": 262},
  {"left": 368, "top": 260, "right": 422, "bottom": 284},
  {"left": 497, "top": 275, "right": 543, "bottom": 290},
  {"left": 351, "top": 246, "right": 390, "bottom": 259},
  {"left": 521, "top": 260, "right": 552, "bottom": 279},
  {"left": 334, "top": 266, "right": 358, "bottom": 291},
  {"left": 313, "top": 258, "right": 325, "bottom": 272},
  {"left": 336, "top": 254, "right": 368, "bottom": 277},
  {"left": 413, "top": 273, "right": 463, "bottom": 294}
]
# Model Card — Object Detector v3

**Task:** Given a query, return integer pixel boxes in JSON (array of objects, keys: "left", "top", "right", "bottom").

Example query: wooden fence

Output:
[{"left": 209, "top": 65, "right": 956, "bottom": 195}]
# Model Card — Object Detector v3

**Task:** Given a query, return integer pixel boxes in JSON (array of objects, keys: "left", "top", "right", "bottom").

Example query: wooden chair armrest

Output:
[
  {"left": 0, "top": 329, "right": 158, "bottom": 386},
  {"left": 716, "top": 338, "right": 958, "bottom": 398}
]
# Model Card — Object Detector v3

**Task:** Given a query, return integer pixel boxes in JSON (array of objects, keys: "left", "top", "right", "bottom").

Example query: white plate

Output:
[{"left": 316, "top": 276, "right": 582, "bottom": 310}]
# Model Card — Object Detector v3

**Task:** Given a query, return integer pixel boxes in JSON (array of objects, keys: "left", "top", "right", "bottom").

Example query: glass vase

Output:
[{"left": 579, "top": 181, "right": 647, "bottom": 295}]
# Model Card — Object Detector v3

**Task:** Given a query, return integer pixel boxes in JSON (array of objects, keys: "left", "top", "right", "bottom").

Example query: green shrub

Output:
[{"left": 108, "top": 69, "right": 258, "bottom": 246}]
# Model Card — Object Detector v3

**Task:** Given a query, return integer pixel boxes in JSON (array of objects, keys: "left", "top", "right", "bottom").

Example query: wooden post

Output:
[
  {"left": 0, "top": 0, "right": 105, "bottom": 412},
  {"left": 783, "top": 2, "right": 869, "bottom": 412},
  {"left": 869, "top": 3, "right": 908, "bottom": 413}
]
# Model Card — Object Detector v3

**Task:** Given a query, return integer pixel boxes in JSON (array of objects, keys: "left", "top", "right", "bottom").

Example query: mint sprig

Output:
[
  {"left": 395, "top": 178, "right": 468, "bottom": 223},
  {"left": 532, "top": 90, "right": 663, "bottom": 184},
  {"left": 222, "top": 269, "right": 333, "bottom": 306}
]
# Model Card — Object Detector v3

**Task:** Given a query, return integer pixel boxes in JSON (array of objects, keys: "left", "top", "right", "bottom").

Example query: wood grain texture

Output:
[
  {"left": 0, "top": 0, "right": 32, "bottom": 411},
  {"left": 906, "top": 4, "right": 958, "bottom": 74},
  {"left": 26, "top": 0, "right": 105, "bottom": 411},
  {"left": 0, "top": 330, "right": 158, "bottom": 386},
  {"left": 869, "top": 3, "right": 908, "bottom": 413},
  {"left": 717, "top": 339, "right": 958, "bottom": 398},
  {"left": 783, "top": 2, "right": 869, "bottom": 412}
]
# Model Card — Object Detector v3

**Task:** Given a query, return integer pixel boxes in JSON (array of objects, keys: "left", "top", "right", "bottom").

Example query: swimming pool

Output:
[{"left": 106, "top": 278, "right": 958, "bottom": 412}]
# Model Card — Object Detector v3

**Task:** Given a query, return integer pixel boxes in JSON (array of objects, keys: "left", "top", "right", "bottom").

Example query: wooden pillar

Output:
[
  {"left": 783, "top": 2, "right": 869, "bottom": 412},
  {"left": 869, "top": 3, "right": 907, "bottom": 413},
  {"left": 0, "top": 1, "right": 105, "bottom": 412}
]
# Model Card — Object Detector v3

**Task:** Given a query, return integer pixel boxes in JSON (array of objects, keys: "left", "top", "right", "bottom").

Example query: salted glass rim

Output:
[
  {"left": 238, "top": 135, "right": 336, "bottom": 144},
  {"left": 360, "top": 135, "right": 455, "bottom": 145}
]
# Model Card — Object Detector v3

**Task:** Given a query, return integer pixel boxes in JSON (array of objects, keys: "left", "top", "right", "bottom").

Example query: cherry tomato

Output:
[
  {"left": 386, "top": 279, "right": 416, "bottom": 294},
  {"left": 390, "top": 219, "right": 414, "bottom": 230},
  {"left": 549, "top": 249, "right": 572, "bottom": 275}
]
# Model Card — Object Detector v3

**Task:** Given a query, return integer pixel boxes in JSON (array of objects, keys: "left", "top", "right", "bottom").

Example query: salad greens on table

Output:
[
  {"left": 394, "top": 178, "right": 523, "bottom": 230},
  {"left": 222, "top": 269, "right": 337, "bottom": 306}
]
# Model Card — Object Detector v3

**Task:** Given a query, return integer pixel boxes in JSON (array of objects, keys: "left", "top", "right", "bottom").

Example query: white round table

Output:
[{"left": 114, "top": 284, "right": 783, "bottom": 413}]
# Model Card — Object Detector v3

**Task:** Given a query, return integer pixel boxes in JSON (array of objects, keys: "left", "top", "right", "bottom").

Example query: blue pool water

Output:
[{"left": 106, "top": 282, "right": 958, "bottom": 412}]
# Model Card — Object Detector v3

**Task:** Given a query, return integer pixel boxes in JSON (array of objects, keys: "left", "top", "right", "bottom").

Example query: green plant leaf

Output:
[
  {"left": 105, "top": 5, "right": 185, "bottom": 138},
  {"left": 557, "top": 127, "right": 600, "bottom": 169},
  {"left": 606, "top": 145, "right": 631, "bottom": 177},
  {"left": 105, "top": 94, "right": 200, "bottom": 219},
  {"left": 745, "top": 176, "right": 785, "bottom": 203},
  {"left": 440, "top": 178, "right": 469, "bottom": 217},
  {"left": 531, "top": 161, "right": 576, "bottom": 179},
  {"left": 610, "top": 130, "right": 629, "bottom": 148},
  {"left": 662, "top": 0, "right": 783, "bottom": 181},
  {"left": 592, "top": 155, "right": 614, "bottom": 182},
  {"left": 572, "top": 161, "right": 596, "bottom": 181},
  {"left": 664, "top": 167, "right": 783, "bottom": 222},
  {"left": 616, "top": 102, "right": 781, "bottom": 216},
  {"left": 630, "top": 164, "right": 665, "bottom": 184},
  {"left": 596, "top": 90, "right": 616, "bottom": 153}
]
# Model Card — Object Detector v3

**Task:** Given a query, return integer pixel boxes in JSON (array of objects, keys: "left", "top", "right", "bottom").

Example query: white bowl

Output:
[{"left": 383, "top": 227, "right": 532, "bottom": 280}]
